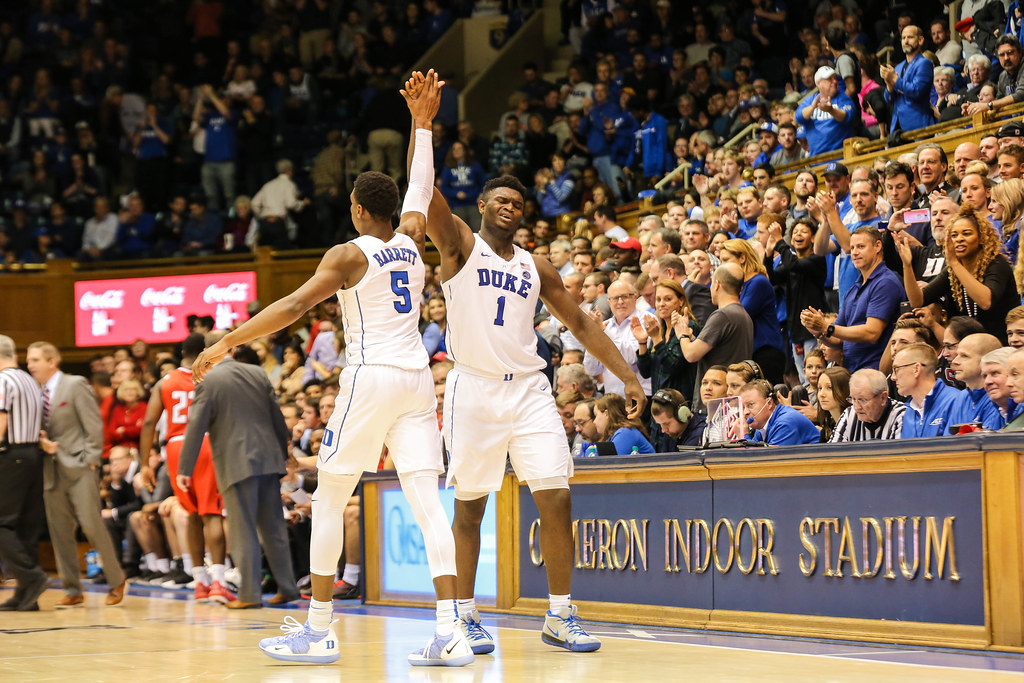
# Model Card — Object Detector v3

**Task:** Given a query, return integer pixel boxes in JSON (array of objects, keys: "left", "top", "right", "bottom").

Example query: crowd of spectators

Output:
[{"left": 14, "top": 0, "right": 1024, "bottom": 597}]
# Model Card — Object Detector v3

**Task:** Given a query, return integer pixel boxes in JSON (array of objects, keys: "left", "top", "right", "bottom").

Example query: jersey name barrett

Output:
[{"left": 340, "top": 233, "right": 429, "bottom": 370}]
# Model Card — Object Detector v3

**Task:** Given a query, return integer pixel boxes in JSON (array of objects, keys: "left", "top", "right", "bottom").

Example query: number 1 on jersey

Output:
[{"left": 494, "top": 296, "right": 506, "bottom": 326}]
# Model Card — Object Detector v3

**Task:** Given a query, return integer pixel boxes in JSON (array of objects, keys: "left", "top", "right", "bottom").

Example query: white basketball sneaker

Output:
[
  {"left": 258, "top": 616, "right": 340, "bottom": 664},
  {"left": 542, "top": 605, "right": 601, "bottom": 652},
  {"left": 408, "top": 626, "right": 475, "bottom": 667},
  {"left": 459, "top": 608, "right": 494, "bottom": 654}
]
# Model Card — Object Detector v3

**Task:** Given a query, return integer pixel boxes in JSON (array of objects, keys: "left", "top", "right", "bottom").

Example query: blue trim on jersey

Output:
[
  {"left": 447, "top": 373, "right": 460, "bottom": 466},
  {"left": 320, "top": 366, "right": 362, "bottom": 464},
  {"left": 444, "top": 283, "right": 458, "bottom": 363},
  {"left": 355, "top": 291, "right": 366, "bottom": 364}
]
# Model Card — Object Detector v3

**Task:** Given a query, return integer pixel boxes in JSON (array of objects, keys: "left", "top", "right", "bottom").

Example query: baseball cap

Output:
[
  {"left": 610, "top": 237, "right": 642, "bottom": 252},
  {"left": 997, "top": 121, "right": 1024, "bottom": 138},
  {"left": 656, "top": 0, "right": 671, "bottom": 7},
  {"left": 814, "top": 66, "right": 837, "bottom": 82},
  {"left": 823, "top": 162, "right": 849, "bottom": 177},
  {"left": 955, "top": 17, "right": 974, "bottom": 33},
  {"left": 758, "top": 122, "right": 779, "bottom": 135},
  {"left": 32, "top": 226, "right": 49, "bottom": 238}
]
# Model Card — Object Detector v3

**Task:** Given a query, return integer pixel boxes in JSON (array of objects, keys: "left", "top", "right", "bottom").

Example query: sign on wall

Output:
[
  {"left": 74, "top": 271, "right": 257, "bottom": 346},
  {"left": 379, "top": 483, "right": 498, "bottom": 601},
  {"left": 519, "top": 470, "right": 983, "bottom": 625}
]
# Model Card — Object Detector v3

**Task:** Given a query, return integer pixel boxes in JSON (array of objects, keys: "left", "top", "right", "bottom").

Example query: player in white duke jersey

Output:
[
  {"left": 192, "top": 71, "right": 473, "bottom": 668},
  {"left": 402, "top": 71, "right": 647, "bottom": 654}
]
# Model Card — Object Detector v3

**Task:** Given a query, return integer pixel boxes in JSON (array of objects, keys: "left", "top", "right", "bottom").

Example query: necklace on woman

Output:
[{"left": 962, "top": 286, "right": 979, "bottom": 318}]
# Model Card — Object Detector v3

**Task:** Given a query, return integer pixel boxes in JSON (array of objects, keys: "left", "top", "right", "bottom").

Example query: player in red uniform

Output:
[{"left": 139, "top": 333, "right": 232, "bottom": 603}]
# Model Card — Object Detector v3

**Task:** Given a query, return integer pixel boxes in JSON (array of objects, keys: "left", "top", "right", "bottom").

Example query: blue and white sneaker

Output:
[
  {"left": 258, "top": 616, "right": 340, "bottom": 664},
  {"left": 408, "top": 627, "right": 475, "bottom": 667},
  {"left": 459, "top": 609, "right": 494, "bottom": 654},
  {"left": 542, "top": 605, "right": 601, "bottom": 652}
]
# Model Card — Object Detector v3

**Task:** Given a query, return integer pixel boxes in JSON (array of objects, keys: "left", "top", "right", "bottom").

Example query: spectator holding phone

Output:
[
  {"left": 882, "top": 197, "right": 955, "bottom": 281},
  {"left": 899, "top": 202, "right": 1017, "bottom": 343}
]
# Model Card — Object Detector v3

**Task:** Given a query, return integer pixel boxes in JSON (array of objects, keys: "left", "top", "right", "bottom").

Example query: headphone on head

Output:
[
  {"left": 652, "top": 389, "right": 692, "bottom": 424},
  {"left": 742, "top": 360, "right": 764, "bottom": 381}
]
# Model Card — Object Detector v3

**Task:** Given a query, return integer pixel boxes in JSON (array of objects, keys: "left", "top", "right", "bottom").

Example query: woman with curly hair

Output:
[
  {"left": 718, "top": 238, "right": 787, "bottom": 383},
  {"left": 899, "top": 202, "right": 1018, "bottom": 342}
]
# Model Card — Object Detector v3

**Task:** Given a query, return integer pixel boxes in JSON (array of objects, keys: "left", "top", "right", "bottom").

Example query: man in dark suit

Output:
[
  {"left": 26, "top": 342, "right": 127, "bottom": 608},
  {"left": 178, "top": 344, "right": 298, "bottom": 608}
]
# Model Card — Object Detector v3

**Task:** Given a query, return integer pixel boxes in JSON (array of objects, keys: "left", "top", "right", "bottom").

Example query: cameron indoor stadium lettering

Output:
[{"left": 527, "top": 515, "right": 959, "bottom": 582}]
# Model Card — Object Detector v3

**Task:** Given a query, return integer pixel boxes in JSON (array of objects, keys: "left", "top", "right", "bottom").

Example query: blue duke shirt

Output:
[
  {"left": 902, "top": 380, "right": 965, "bottom": 438},
  {"left": 757, "top": 404, "right": 820, "bottom": 445}
]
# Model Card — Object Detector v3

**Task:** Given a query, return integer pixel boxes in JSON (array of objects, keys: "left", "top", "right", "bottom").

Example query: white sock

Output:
[
  {"left": 144, "top": 553, "right": 158, "bottom": 571},
  {"left": 181, "top": 553, "right": 194, "bottom": 574},
  {"left": 436, "top": 599, "right": 456, "bottom": 636},
  {"left": 210, "top": 563, "right": 226, "bottom": 585},
  {"left": 457, "top": 598, "right": 476, "bottom": 618},
  {"left": 193, "top": 565, "right": 211, "bottom": 586},
  {"left": 341, "top": 563, "right": 360, "bottom": 586},
  {"left": 156, "top": 557, "right": 171, "bottom": 573},
  {"left": 308, "top": 598, "right": 333, "bottom": 633},
  {"left": 549, "top": 593, "right": 571, "bottom": 612}
]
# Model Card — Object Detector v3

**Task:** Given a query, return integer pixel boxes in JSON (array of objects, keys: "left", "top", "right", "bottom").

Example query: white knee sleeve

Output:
[
  {"left": 526, "top": 476, "right": 570, "bottom": 493},
  {"left": 398, "top": 471, "right": 457, "bottom": 578},
  {"left": 309, "top": 471, "right": 361, "bottom": 576}
]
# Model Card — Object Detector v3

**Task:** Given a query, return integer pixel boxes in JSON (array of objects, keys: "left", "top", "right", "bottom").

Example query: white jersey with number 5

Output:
[
  {"left": 443, "top": 234, "right": 545, "bottom": 378},
  {"left": 339, "top": 233, "right": 427, "bottom": 370}
]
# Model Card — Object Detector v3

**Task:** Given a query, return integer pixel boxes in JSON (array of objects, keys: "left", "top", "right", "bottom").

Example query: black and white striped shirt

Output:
[
  {"left": 829, "top": 400, "right": 905, "bottom": 443},
  {"left": 0, "top": 367, "right": 43, "bottom": 445}
]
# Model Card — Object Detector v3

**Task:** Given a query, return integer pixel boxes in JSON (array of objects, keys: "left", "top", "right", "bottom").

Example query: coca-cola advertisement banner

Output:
[{"left": 74, "top": 271, "right": 257, "bottom": 347}]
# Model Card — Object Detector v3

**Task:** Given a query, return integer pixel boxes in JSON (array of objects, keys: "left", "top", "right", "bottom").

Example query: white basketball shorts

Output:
[
  {"left": 318, "top": 364, "right": 443, "bottom": 476},
  {"left": 443, "top": 367, "right": 572, "bottom": 493}
]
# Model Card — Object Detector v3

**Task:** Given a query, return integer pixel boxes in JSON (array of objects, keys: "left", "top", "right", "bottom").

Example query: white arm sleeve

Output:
[{"left": 402, "top": 128, "right": 434, "bottom": 218}]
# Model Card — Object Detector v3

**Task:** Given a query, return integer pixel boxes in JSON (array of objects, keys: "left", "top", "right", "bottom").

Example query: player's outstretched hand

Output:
[
  {"left": 192, "top": 343, "right": 229, "bottom": 382},
  {"left": 401, "top": 68, "right": 445, "bottom": 122},
  {"left": 623, "top": 378, "right": 647, "bottom": 420}
]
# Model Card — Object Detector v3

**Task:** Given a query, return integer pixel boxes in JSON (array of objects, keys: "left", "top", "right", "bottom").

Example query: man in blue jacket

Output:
[
  {"left": 740, "top": 380, "right": 820, "bottom": 445},
  {"left": 795, "top": 67, "right": 854, "bottom": 156},
  {"left": 949, "top": 333, "right": 1003, "bottom": 429},
  {"left": 625, "top": 95, "right": 670, "bottom": 188},
  {"left": 881, "top": 25, "right": 935, "bottom": 134},
  {"left": 579, "top": 82, "right": 624, "bottom": 201},
  {"left": 894, "top": 343, "right": 964, "bottom": 438}
]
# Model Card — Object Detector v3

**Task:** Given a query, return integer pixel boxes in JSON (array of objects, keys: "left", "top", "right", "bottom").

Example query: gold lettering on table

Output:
[
  {"left": 595, "top": 519, "right": 613, "bottom": 570},
  {"left": 630, "top": 519, "right": 649, "bottom": 571},
  {"left": 694, "top": 519, "right": 712, "bottom": 573},
  {"left": 663, "top": 519, "right": 690, "bottom": 573},
  {"left": 580, "top": 519, "right": 596, "bottom": 569},
  {"left": 860, "top": 517, "right": 884, "bottom": 578},
  {"left": 612, "top": 519, "right": 632, "bottom": 571},
  {"left": 882, "top": 517, "right": 897, "bottom": 579},
  {"left": 897, "top": 516, "right": 921, "bottom": 580},
  {"left": 834, "top": 517, "right": 862, "bottom": 578},
  {"left": 814, "top": 518, "right": 840, "bottom": 577},
  {"left": 734, "top": 518, "right": 758, "bottom": 575},
  {"left": 712, "top": 518, "right": 736, "bottom": 573},
  {"left": 530, "top": 519, "right": 543, "bottom": 566},
  {"left": 924, "top": 516, "right": 960, "bottom": 581},
  {"left": 573, "top": 519, "right": 582, "bottom": 569},
  {"left": 756, "top": 519, "right": 779, "bottom": 576},
  {"left": 798, "top": 517, "right": 817, "bottom": 576}
]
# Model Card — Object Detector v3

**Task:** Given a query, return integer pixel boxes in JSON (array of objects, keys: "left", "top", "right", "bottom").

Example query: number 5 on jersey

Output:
[{"left": 391, "top": 271, "right": 412, "bottom": 313}]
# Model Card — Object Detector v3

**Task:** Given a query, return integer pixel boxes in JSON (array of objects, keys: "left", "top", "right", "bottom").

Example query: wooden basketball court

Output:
[{"left": 1, "top": 583, "right": 1023, "bottom": 681}]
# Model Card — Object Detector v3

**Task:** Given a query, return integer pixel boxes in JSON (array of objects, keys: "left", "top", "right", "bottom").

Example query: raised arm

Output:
[
  {"left": 398, "top": 69, "right": 442, "bottom": 258},
  {"left": 193, "top": 245, "right": 364, "bottom": 380}
]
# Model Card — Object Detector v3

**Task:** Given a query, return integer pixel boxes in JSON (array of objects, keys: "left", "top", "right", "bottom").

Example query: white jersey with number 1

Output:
[
  {"left": 338, "top": 233, "right": 428, "bottom": 370},
  {"left": 443, "top": 234, "right": 545, "bottom": 379}
]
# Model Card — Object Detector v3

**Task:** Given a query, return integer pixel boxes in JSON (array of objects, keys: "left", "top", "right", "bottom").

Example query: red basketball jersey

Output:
[{"left": 161, "top": 367, "right": 197, "bottom": 442}]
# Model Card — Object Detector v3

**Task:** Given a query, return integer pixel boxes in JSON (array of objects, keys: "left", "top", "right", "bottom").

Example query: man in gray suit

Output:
[
  {"left": 178, "top": 344, "right": 298, "bottom": 608},
  {"left": 26, "top": 342, "right": 127, "bottom": 608}
]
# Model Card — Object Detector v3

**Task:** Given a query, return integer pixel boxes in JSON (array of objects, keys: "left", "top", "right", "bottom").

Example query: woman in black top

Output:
[{"left": 899, "top": 203, "right": 1017, "bottom": 343}]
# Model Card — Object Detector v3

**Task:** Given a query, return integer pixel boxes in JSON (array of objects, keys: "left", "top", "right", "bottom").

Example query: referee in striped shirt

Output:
[
  {"left": 0, "top": 334, "right": 49, "bottom": 611},
  {"left": 829, "top": 368, "right": 906, "bottom": 443}
]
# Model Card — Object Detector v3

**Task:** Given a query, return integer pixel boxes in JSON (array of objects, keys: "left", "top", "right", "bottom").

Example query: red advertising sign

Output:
[{"left": 74, "top": 271, "right": 257, "bottom": 347}]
